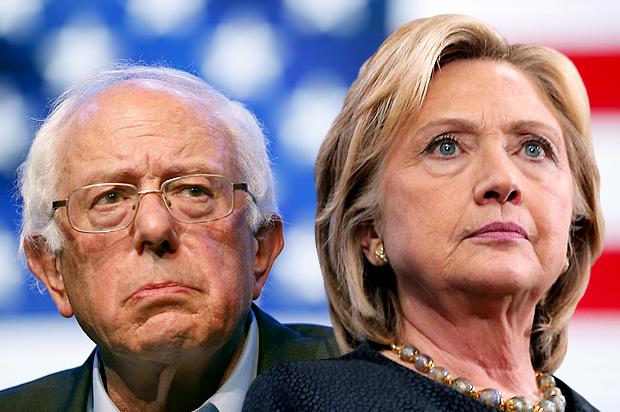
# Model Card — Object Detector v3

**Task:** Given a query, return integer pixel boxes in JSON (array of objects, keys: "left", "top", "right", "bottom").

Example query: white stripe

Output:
[
  {"left": 556, "top": 311, "right": 620, "bottom": 411},
  {"left": 387, "top": 0, "right": 620, "bottom": 52},
  {"left": 592, "top": 112, "right": 620, "bottom": 247}
]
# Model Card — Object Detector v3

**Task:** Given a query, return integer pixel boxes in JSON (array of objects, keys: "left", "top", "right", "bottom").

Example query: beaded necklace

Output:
[{"left": 390, "top": 343, "right": 566, "bottom": 412}]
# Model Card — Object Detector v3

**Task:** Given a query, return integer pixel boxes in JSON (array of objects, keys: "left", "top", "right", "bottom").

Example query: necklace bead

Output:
[
  {"left": 428, "top": 366, "right": 450, "bottom": 384},
  {"left": 550, "top": 394, "right": 567, "bottom": 410},
  {"left": 391, "top": 343, "right": 566, "bottom": 412},
  {"left": 414, "top": 353, "right": 434, "bottom": 373},
  {"left": 479, "top": 388, "right": 502, "bottom": 408},
  {"left": 452, "top": 377, "right": 474, "bottom": 396},
  {"left": 505, "top": 396, "right": 533, "bottom": 412},
  {"left": 537, "top": 373, "right": 556, "bottom": 390},
  {"left": 399, "top": 344, "right": 417, "bottom": 362},
  {"left": 536, "top": 399, "right": 558, "bottom": 412}
]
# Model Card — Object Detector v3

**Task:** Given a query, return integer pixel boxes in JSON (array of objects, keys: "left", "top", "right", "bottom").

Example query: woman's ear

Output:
[
  {"left": 360, "top": 222, "right": 387, "bottom": 266},
  {"left": 24, "top": 238, "right": 74, "bottom": 318}
]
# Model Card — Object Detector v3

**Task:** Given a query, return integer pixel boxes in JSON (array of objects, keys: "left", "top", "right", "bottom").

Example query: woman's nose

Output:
[{"left": 473, "top": 148, "right": 522, "bottom": 206}]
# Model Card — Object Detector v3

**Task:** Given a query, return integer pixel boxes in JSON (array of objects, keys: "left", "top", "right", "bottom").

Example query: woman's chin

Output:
[{"left": 445, "top": 266, "right": 550, "bottom": 301}]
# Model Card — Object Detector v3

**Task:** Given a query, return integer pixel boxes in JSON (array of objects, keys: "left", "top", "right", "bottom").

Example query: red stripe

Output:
[
  {"left": 562, "top": 52, "right": 620, "bottom": 311},
  {"left": 577, "top": 250, "right": 620, "bottom": 310},
  {"left": 564, "top": 53, "right": 620, "bottom": 110}
]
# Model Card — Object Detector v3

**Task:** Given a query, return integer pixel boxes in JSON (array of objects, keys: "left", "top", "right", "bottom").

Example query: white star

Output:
[
  {"left": 0, "top": 82, "right": 30, "bottom": 174},
  {"left": 0, "top": 231, "right": 23, "bottom": 309},
  {"left": 278, "top": 74, "right": 347, "bottom": 165},
  {"left": 283, "top": 0, "right": 369, "bottom": 35},
  {"left": 0, "top": 0, "right": 44, "bottom": 40},
  {"left": 126, "top": 0, "right": 207, "bottom": 36},
  {"left": 39, "top": 16, "right": 118, "bottom": 93},
  {"left": 200, "top": 17, "right": 284, "bottom": 99},
  {"left": 272, "top": 223, "right": 326, "bottom": 304}
]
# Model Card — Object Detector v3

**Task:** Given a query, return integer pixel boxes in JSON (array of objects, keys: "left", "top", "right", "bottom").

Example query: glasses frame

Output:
[{"left": 51, "top": 174, "right": 256, "bottom": 234}]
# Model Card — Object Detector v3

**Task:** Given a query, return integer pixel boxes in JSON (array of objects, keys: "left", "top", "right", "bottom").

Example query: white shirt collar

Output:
[{"left": 88, "top": 309, "right": 259, "bottom": 412}]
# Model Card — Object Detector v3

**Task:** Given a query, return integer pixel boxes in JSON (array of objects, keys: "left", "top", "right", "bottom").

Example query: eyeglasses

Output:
[{"left": 51, "top": 174, "right": 255, "bottom": 233}]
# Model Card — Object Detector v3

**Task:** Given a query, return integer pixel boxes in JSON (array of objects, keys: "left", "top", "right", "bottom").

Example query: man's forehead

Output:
[
  {"left": 56, "top": 80, "right": 242, "bottom": 186},
  {"left": 71, "top": 80, "right": 206, "bottom": 128},
  {"left": 61, "top": 79, "right": 230, "bottom": 152}
]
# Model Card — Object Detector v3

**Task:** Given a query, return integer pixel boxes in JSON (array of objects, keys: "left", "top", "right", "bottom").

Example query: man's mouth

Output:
[{"left": 129, "top": 281, "right": 195, "bottom": 302}]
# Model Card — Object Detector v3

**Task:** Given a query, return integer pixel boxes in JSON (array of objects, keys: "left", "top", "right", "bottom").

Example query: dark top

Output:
[
  {"left": 243, "top": 342, "right": 599, "bottom": 412},
  {"left": 0, "top": 305, "right": 339, "bottom": 412}
]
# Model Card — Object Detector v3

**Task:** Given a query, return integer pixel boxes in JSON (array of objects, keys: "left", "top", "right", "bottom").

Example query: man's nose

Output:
[
  {"left": 131, "top": 191, "right": 180, "bottom": 256},
  {"left": 472, "top": 147, "right": 522, "bottom": 206}
]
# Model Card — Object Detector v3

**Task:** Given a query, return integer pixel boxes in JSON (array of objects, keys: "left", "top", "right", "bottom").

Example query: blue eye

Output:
[
  {"left": 423, "top": 134, "right": 460, "bottom": 158},
  {"left": 521, "top": 136, "right": 557, "bottom": 162},
  {"left": 439, "top": 141, "right": 457, "bottom": 156},
  {"left": 523, "top": 142, "right": 543, "bottom": 159}
]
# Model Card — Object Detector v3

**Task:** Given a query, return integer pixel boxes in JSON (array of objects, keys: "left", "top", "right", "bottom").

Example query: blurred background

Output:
[{"left": 0, "top": 0, "right": 618, "bottom": 409}]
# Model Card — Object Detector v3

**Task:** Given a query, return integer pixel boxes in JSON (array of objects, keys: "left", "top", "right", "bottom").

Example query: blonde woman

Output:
[{"left": 244, "top": 14, "right": 602, "bottom": 412}]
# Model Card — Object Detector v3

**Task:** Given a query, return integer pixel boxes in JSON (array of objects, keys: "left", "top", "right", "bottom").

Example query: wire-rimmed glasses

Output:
[{"left": 51, "top": 174, "right": 255, "bottom": 233}]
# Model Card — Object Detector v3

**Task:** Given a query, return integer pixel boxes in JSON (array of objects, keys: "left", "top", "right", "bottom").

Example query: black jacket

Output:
[
  {"left": 0, "top": 305, "right": 339, "bottom": 412},
  {"left": 243, "top": 341, "right": 599, "bottom": 412}
]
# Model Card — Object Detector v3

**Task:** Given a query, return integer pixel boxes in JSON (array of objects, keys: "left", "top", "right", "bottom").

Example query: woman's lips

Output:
[
  {"left": 129, "top": 281, "right": 194, "bottom": 302},
  {"left": 468, "top": 221, "right": 528, "bottom": 240}
]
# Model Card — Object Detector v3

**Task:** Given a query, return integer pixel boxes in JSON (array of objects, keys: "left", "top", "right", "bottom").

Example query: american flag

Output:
[{"left": 0, "top": 1, "right": 616, "bottom": 409}]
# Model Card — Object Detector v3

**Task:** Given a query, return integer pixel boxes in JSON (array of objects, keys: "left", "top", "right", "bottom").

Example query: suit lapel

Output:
[
  {"left": 64, "top": 350, "right": 95, "bottom": 412},
  {"left": 253, "top": 304, "right": 339, "bottom": 373}
]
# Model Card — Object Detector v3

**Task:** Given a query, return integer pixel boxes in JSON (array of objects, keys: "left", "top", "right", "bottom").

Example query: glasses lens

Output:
[
  {"left": 68, "top": 184, "right": 137, "bottom": 232},
  {"left": 163, "top": 175, "right": 233, "bottom": 222}
]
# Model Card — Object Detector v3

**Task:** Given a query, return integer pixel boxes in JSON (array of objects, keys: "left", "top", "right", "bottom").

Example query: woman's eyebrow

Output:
[
  {"left": 415, "top": 118, "right": 560, "bottom": 138},
  {"left": 415, "top": 118, "right": 479, "bottom": 134},
  {"left": 504, "top": 120, "right": 562, "bottom": 138}
]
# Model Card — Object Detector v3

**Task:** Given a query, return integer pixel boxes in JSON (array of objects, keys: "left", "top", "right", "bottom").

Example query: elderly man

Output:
[{"left": 0, "top": 66, "right": 338, "bottom": 411}]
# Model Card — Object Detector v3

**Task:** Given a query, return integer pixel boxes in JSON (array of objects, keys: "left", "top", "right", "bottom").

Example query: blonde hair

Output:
[{"left": 315, "top": 14, "right": 604, "bottom": 372}]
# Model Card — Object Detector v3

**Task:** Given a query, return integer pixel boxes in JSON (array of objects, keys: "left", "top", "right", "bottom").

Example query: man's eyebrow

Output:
[
  {"left": 80, "top": 170, "right": 138, "bottom": 186},
  {"left": 79, "top": 166, "right": 224, "bottom": 186},
  {"left": 163, "top": 166, "right": 216, "bottom": 176}
]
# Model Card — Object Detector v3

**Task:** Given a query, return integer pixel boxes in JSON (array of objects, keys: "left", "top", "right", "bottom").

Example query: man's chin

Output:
[
  {"left": 111, "top": 315, "right": 207, "bottom": 358},
  {"left": 112, "top": 335, "right": 211, "bottom": 365},
  {"left": 114, "top": 317, "right": 230, "bottom": 362}
]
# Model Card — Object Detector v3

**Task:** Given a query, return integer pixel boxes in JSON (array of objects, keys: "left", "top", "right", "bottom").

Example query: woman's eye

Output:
[
  {"left": 437, "top": 141, "right": 457, "bottom": 156},
  {"left": 520, "top": 136, "right": 557, "bottom": 162},
  {"left": 423, "top": 134, "right": 460, "bottom": 158},
  {"left": 523, "top": 142, "right": 544, "bottom": 159}
]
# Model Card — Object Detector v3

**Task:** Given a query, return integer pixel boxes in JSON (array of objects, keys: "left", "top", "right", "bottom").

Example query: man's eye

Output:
[
  {"left": 96, "top": 191, "right": 121, "bottom": 205},
  {"left": 181, "top": 186, "right": 211, "bottom": 197}
]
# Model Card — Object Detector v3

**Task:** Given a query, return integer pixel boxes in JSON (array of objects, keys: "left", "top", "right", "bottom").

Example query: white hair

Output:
[{"left": 18, "top": 64, "right": 279, "bottom": 254}]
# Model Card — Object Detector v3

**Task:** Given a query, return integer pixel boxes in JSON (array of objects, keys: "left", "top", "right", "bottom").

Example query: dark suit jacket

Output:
[
  {"left": 244, "top": 341, "right": 600, "bottom": 412},
  {"left": 0, "top": 306, "right": 339, "bottom": 412}
]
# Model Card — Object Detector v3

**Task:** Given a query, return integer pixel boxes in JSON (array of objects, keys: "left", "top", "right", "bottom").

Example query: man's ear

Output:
[
  {"left": 360, "top": 222, "right": 384, "bottom": 267},
  {"left": 24, "top": 238, "right": 74, "bottom": 318},
  {"left": 252, "top": 218, "right": 284, "bottom": 300}
]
